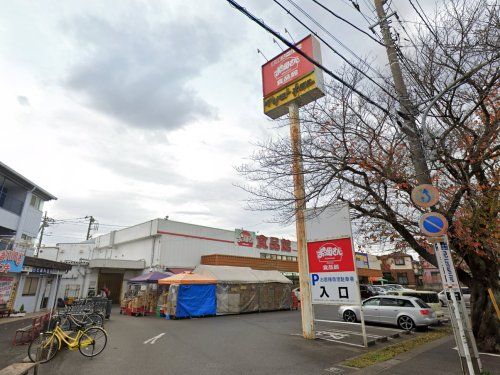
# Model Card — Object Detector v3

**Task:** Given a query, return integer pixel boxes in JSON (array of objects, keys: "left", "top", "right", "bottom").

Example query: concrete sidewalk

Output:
[
  {"left": 0, "top": 309, "right": 50, "bottom": 326},
  {"left": 354, "top": 335, "right": 500, "bottom": 375}
]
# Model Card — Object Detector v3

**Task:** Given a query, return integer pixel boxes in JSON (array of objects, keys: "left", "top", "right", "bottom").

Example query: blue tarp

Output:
[{"left": 174, "top": 284, "right": 216, "bottom": 318}]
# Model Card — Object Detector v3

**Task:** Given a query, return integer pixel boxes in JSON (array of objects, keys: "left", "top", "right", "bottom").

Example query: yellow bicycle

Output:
[{"left": 28, "top": 322, "right": 107, "bottom": 363}]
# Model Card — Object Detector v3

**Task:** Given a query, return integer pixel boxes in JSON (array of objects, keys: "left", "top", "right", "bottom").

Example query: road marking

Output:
[
  {"left": 452, "top": 347, "right": 500, "bottom": 357},
  {"left": 322, "top": 328, "right": 384, "bottom": 339},
  {"left": 143, "top": 333, "right": 166, "bottom": 344},
  {"left": 315, "top": 319, "right": 405, "bottom": 333},
  {"left": 319, "top": 338, "right": 366, "bottom": 347}
]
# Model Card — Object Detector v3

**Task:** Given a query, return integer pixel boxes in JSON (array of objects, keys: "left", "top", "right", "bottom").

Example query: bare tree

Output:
[{"left": 239, "top": 0, "right": 499, "bottom": 352}]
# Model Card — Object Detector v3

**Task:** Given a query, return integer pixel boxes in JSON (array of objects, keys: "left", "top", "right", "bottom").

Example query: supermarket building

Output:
[
  {"left": 51, "top": 219, "right": 300, "bottom": 303},
  {"left": 46, "top": 218, "right": 383, "bottom": 303}
]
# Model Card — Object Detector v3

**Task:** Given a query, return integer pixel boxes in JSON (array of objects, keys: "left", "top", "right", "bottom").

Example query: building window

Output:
[
  {"left": 260, "top": 253, "right": 267, "bottom": 259},
  {"left": 22, "top": 277, "right": 39, "bottom": 296},
  {"left": 30, "top": 195, "right": 44, "bottom": 211},
  {"left": 397, "top": 272, "right": 409, "bottom": 285},
  {"left": 394, "top": 258, "right": 405, "bottom": 265}
]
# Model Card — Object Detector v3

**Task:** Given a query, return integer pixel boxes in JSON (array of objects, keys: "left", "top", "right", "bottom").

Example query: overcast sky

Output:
[{"left": 0, "top": 0, "right": 434, "bottom": 246}]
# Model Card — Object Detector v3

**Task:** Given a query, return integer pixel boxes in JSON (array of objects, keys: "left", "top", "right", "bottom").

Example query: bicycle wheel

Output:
[
  {"left": 88, "top": 312, "right": 104, "bottom": 327},
  {"left": 28, "top": 333, "right": 60, "bottom": 363},
  {"left": 78, "top": 327, "right": 107, "bottom": 358}
]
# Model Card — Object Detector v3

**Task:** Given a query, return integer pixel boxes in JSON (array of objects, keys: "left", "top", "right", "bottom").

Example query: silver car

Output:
[
  {"left": 338, "top": 296, "right": 438, "bottom": 331},
  {"left": 438, "top": 288, "right": 471, "bottom": 307}
]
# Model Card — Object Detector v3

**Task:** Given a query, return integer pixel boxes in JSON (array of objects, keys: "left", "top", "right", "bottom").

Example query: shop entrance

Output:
[{"left": 98, "top": 272, "right": 123, "bottom": 304}]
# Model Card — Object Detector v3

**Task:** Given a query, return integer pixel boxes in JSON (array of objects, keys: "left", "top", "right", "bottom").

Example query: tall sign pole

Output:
[
  {"left": 261, "top": 35, "right": 325, "bottom": 339},
  {"left": 289, "top": 101, "right": 315, "bottom": 339},
  {"left": 413, "top": 185, "right": 482, "bottom": 375}
]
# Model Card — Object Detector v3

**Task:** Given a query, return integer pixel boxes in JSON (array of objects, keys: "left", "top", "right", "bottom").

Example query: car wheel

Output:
[
  {"left": 343, "top": 310, "right": 357, "bottom": 323},
  {"left": 397, "top": 315, "right": 415, "bottom": 331}
]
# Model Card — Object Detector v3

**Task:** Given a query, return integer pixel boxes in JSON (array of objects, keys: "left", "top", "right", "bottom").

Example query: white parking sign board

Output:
[{"left": 310, "top": 271, "right": 359, "bottom": 305}]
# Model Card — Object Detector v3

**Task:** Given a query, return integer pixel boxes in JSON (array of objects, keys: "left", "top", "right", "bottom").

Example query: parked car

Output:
[
  {"left": 360, "top": 284, "right": 377, "bottom": 299},
  {"left": 338, "top": 296, "right": 438, "bottom": 330},
  {"left": 438, "top": 288, "right": 471, "bottom": 307},
  {"left": 383, "top": 284, "right": 405, "bottom": 290},
  {"left": 292, "top": 287, "right": 300, "bottom": 301},
  {"left": 372, "top": 286, "right": 389, "bottom": 295},
  {"left": 387, "top": 289, "right": 444, "bottom": 320}
]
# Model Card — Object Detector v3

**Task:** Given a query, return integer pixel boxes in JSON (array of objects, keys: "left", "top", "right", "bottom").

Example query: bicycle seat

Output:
[{"left": 83, "top": 308, "right": 92, "bottom": 313}]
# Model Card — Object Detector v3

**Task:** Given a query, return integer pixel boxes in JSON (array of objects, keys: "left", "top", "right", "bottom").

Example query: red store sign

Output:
[
  {"left": 307, "top": 238, "right": 355, "bottom": 273},
  {"left": 261, "top": 35, "right": 315, "bottom": 98}
]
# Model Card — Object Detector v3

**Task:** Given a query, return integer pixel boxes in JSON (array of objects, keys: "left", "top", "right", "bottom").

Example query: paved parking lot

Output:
[{"left": 312, "top": 305, "right": 410, "bottom": 347}]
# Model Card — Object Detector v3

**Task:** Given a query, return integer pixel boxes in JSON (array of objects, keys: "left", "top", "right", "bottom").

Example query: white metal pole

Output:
[{"left": 347, "top": 207, "right": 368, "bottom": 347}]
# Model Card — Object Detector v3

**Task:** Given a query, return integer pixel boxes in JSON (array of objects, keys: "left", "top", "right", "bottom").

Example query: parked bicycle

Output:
[
  {"left": 54, "top": 309, "right": 104, "bottom": 331},
  {"left": 28, "top": 321, "right": 107, "bottom": 363}
]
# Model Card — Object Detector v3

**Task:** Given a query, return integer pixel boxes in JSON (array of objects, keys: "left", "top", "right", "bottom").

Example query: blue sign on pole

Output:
[{"left": 419, "top": 212, "right": 448, "bottom": 237}]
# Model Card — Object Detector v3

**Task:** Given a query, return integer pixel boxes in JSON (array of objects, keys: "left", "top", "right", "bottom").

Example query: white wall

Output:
[
  {"left": 0, "top": 207, "right": 20, "bottom": 231},
  {"left": 157, "top": 219, "right": 298, "bottom": 268},
  {"left": 20, "top": 206, "right": 43, "bottom": 238}
]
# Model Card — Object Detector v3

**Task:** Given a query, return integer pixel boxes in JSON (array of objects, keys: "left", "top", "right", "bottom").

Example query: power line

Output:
[
  {"left": 280, "top": 0, "right": 397, "bottom": 94},
  {"left": 226, "top": 0, "right": 399, "bottom": 120},
  {"left": 273, "top": 0, "right": 399, "bottom": 102},
  {"left": 309, "top": 0, "right": 385, "bottom": 46}
]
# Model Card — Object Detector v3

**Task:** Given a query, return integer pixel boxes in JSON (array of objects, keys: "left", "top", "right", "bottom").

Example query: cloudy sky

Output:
[{"left": 0, "top": 0, "right": 432, "bottom": 246}]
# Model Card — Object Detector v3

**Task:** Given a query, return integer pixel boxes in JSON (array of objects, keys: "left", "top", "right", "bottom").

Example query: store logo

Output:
[
  {"left": 236, "top": 230, "right": 255, "bottom": 247},
  {"left": 316, "top": 244, "right": 343, "bottom": 264}
]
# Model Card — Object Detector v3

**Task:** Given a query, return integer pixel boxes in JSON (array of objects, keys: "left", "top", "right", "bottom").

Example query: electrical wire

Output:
[
  {"left": 283, "top": 0, "right": 397, "bottom": 93},
  {"left": 310, "top": 0, "right": 385, "bottom": 46},
  {"left": 226, "top": 0, "right": 399, "bottom": 120},
  {"left": 273, "top": 0, "right": 399, "bottom": 102}
]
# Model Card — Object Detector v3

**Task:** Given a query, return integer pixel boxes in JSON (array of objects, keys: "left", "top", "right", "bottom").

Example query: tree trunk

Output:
[{"left": 468, "top": 256, "right": 500, "bottom": 353}]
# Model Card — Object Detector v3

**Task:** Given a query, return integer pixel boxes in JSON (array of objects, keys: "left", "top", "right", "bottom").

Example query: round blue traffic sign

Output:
[{"left": 419, "top": 212, "right": 448, "bottom": 237}]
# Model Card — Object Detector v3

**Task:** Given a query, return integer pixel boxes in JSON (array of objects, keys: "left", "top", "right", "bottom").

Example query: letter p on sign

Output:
[{"left": 311, "top": 274, "right": 319, "bottom": 286}]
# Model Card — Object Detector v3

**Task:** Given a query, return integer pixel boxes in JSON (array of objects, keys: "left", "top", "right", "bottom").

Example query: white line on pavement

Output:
[
  {"left": 315, "top": 319, "right": 405, "bottom": 333},
  {"left": 452, "top": 347, "right": 500, "bottom": 357},
  {"left": 319, "top": 338, "right": 366, "bottom": 347},
  {"left": 144, "top": 333, "right": 166, "bottom": 344}
]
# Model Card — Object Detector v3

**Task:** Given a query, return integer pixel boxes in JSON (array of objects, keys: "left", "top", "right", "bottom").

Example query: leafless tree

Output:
[{"left": 239, "top": 0, "right": 499, "bottom": 351}]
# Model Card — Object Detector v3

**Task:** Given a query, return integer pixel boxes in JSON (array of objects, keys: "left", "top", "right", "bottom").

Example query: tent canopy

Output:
[
  {"left": 158, "top": 272, "right": 216, "bottom": 285},
  {"left": 128, "top": 271, "right": 173, "bottom": 283},
  {"left": 194, "top": 265, "right": 292, "bottom": 284}
]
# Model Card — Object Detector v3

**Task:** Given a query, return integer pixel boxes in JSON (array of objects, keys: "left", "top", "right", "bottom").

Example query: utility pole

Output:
[
  {"left": 289, "top": 101, "right": 315, "bottom": 339},
  {"left": 36, "top": 211, "right": 49, "bottom": 257},
  {"left": 85, "top": 216, "right": 95, "bottom": 241},
  {"left": 374, "top": 1, "right": 482, "bottom": 373},
  {"left": 373, "top": 0, "right": 431, "bottom": 186}
]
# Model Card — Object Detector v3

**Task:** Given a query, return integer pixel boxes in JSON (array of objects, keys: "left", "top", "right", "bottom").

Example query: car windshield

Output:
[{"left": 415, "top": 299, "right": 431, "bottom": 308}]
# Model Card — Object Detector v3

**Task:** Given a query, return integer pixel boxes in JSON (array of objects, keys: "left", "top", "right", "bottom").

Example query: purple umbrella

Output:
[{"left": 128, "top": 271, "right": 173, "bottom": 283}]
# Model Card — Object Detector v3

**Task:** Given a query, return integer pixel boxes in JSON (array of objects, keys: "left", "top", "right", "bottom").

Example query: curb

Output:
[{"left": 354, "top": 335, "right": 454, "bottom": 374}]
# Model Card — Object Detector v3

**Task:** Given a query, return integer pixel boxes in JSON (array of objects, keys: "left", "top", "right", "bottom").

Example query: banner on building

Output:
[
  {"left": 355, "top": 252, "right": 370, "bottom": 269},
  {"left": 0, "top": 276, "right": 14, "bottom": 305},
  {"left": 0, "top": 249, "right": 25, "bottom": 273},
  {"left": 262, "top": 35, "right": 325, "bottom": 119}
]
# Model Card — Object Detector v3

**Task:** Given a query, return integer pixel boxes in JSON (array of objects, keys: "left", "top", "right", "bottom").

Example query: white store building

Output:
[{"left": 46, "top": 219, "right": 298, "bottom": 303}]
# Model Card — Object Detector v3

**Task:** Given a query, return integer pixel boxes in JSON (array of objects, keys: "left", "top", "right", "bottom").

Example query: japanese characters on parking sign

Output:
[{"left": 308, "top": 238, "right": 359, "bottom": 305}]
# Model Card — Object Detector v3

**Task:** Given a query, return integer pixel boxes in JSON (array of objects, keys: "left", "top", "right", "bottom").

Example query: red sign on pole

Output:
[
  {"left": 307, "top": 238, "right": 355, "bottom": 273},
  {"left": 261, "top": 35, "right": 316, "bottom": 98}
]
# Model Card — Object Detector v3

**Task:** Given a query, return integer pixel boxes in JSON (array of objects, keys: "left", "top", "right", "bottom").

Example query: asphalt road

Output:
[
  {"left": 25, "top": 306, "right": 413, "bottom": 375},
  {"left": 0, "top": 305, "right": 450, "bottom": 375}
]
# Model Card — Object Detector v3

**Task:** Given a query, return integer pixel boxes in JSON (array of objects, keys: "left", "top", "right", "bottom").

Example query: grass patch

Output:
[{"left": 343, "top": 327, "right": 452, "bottom": 369}]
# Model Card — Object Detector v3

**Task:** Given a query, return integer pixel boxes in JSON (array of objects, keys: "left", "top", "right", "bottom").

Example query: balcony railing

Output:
[{"left": 0, "top": 195, "right": 24, "bottom": 215}]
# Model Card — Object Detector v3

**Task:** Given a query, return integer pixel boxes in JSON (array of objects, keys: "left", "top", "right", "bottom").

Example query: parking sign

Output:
[{"left": 307, "top": 238, "right": 359, "bottom": 305}]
